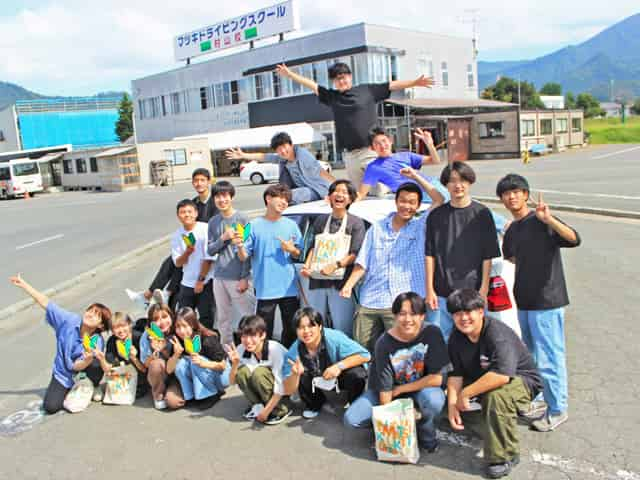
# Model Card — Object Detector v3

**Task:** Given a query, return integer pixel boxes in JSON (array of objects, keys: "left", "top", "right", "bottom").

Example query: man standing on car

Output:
[
  {"left": 275, "top": 62, "right": 435, "bottom": 187},
  {"left": 225, "top": 132, "right": 334, "bottom": 205}
]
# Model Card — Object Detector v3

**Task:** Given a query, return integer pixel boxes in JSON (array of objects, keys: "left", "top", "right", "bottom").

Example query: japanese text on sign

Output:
[{"left": 174, "top": 1, "right": 299, "bottom": 62}]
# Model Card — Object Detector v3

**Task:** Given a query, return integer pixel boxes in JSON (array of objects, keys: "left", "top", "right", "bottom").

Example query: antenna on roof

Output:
[{"left": 458, "top": 9, "right": 481, "bottom": 59}]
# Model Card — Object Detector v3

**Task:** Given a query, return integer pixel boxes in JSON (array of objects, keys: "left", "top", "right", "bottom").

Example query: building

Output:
[
  {"left": 600, "top": 102, "right": 632, "bottom": 118},
  {"left": 0, "top": 97, "right": 121, "bottom": 154},
  {"left": 520, "top": 110, "right": 584, "bottom": 152},
  {"left": 132, "top": 22, "right": 479, "bottom": 168},
  {"left": 540, "top": 95, "right": 565, "bottom": 109}
]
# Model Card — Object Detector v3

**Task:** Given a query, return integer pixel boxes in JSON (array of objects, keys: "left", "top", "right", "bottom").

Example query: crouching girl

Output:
[
  {"left": 166, "top": 307, "right": 229, "bottom": 410},
  {"left": 9, "top": 275, "right": 111, "bottom": 414}
]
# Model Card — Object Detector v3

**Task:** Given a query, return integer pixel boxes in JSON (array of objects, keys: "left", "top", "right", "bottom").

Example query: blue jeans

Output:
[
  {"left": 307, "top": 286, "right": 356, "bottom": 336},
  {"left": 427, "top": 296, "right": 454, "bottom": 342},
  {"left": 344, "top": 387, "right": 445, "bottom": 448},
  {"left": 518, "top": 308, "right": 567, "bottom": 414},
  {"left": 174, "top": 357, "right": 231, "bottom": 401},
  {"left": 290, "top": 187, "right": 321, "bottom": 205}
]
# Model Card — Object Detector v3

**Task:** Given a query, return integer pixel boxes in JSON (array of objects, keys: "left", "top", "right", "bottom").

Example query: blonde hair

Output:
[{"left": 109, "top": 311, "right": 132, "bottom": 331}]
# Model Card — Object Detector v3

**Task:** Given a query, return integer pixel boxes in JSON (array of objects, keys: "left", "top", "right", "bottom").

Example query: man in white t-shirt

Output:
[{"left": 171, "top": 199, "right": 215, "bottom": 328}]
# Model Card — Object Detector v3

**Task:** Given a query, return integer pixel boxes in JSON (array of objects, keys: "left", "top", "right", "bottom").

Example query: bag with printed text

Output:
[
  {"left": 372, "top": 398, "right": 420, "bottom": 464},
  {"left": 309, "top": 215, "right": 351, "bottom": 280},
  {"left": 103, "top": 364, "right": 138, "bottom": 406}
]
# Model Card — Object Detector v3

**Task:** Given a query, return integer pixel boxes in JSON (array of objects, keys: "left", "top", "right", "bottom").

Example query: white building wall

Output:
[{"left": 0, "top": 106, "right": 21, "bottom": 153}]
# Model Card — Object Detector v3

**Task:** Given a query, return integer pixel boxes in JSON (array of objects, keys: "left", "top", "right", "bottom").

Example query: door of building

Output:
[{"left": 447, "top": 119, "right": 471, "bottom": 162}]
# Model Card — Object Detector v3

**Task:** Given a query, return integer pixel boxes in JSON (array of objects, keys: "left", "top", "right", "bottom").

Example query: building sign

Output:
[{"left": 174, "top": 1, "right": 299, "bottom": 62}]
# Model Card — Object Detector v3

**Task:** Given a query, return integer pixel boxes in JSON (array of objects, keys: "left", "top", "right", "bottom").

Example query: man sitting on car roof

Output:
[
  {"left": 225, "top": 132, "right": 335, "bottom": 205},
  {"left": 357, "top": 127, "right": 448, "bottom": 202}
]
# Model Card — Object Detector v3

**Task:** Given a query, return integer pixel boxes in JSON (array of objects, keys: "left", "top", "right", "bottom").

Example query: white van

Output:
[{"left": 0, "top": 158, "right": 45, "bottom": 199}]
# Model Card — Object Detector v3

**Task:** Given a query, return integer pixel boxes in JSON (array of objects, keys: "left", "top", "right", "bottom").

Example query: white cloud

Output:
[{"left": 0, "top": 0, "right": 638, "bottom": 95}]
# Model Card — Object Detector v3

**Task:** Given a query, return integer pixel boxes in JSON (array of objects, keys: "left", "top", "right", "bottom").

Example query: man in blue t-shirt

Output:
[
  {"left": 235, "top": 184, "right": 303, "bottom": 348},
  {"left": 357, "top": 127, "right": 446, "bottom": 202}
]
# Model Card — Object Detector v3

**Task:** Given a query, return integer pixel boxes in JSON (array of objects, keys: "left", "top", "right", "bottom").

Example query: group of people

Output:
[{"left": 9, "top": 61, "right": 581, "bottom": 479}]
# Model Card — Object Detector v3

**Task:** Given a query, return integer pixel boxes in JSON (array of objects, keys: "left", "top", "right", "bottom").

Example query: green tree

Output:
[
  {"left": 115, "top": 93, "right": 134, "bottom": 143},
  {"left": 631, "top": 99, "right": 640, "bottom": 115},
  {"left": 481, "top": 76, "right": 544, "bottom": 109},
  {"left": 565, "top": 92, "right": 577, "bottom": 109},
  {"left": 576, "top": 93, "right": 605, "bottom": 118},
  {"left": 540, "top": 82, "right": 562, "bottom": 95}
]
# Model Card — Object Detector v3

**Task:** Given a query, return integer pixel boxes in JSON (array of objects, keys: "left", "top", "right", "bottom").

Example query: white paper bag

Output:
[
  {"left": 372, "top": 398, "right": 420, "bottom": 464},
  {"left": 103, "top": 364, "right": 137, "bottom": 406},
  {"left": 309, "top": 215, "right": 351, "bottom": 280}
]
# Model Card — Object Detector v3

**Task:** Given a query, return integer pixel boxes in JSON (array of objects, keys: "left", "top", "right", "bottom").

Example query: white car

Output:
[
  {"left": 283, "top": 198, "right": 520, "bottom": 337},
  {"left": 240, "top": 159, "right": 332, "bottom": 185}
]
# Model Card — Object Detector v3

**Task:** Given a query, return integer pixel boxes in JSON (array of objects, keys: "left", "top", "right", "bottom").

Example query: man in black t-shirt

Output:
[
  {"left": 425, "top": 162, "right": 501, "bottom": 341},
  {"left": 344, "top": 292, "right": 450, "bottom": 453},
  {"left": 446, "top": 289, "right": 542, "bottom": 479},
  {"left": 276, "top": 62, "right": 434, "bottom": 187},
  {"left": 497, "top": 174, "right": 581, "bottom": 432}
]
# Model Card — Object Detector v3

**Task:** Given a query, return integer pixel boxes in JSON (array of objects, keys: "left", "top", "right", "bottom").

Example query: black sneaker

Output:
[
  {"left": 264, "top": 409, "right": 292, "bottom": 425},
  {"left": 419, "top": 439, "right": 439, "bottom": 454},
  {"left": 486, "top": 454, "right": 520, "bottom": 479}
]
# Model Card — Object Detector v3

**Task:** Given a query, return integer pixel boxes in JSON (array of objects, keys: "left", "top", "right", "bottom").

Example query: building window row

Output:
[
  {"left": 522, "top": 117, "right": 582, "bottom": 137},
  {"left": 63, "top": 157, "right": 99, "bottom": 175},
  {"left": 137, "top": 53, "right": 400, "bottom": 120}
]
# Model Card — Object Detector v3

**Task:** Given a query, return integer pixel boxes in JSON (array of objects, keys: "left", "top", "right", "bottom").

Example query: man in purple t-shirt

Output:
[{"left": 357, "top": 127, "right": 444, "bottom": 202}]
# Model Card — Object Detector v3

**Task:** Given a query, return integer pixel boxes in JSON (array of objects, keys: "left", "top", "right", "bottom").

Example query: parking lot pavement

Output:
[{"left": 1, "top": 208, "right": 639, "bottom": 479}]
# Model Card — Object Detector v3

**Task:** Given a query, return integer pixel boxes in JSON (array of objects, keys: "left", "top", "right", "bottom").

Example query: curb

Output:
[
  {"left": 0, "top": 208, "right": 265, "bottom": 322},
  {"left": 474, "top": 196, "right": 640, "bottom": 220}
]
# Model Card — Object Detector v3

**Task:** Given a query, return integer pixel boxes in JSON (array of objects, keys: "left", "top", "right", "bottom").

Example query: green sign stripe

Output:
[
  {"left": 244, "top": 27, "right": 258, "bottom": 40},
  {"left": 200, "top": 40, "right": 212, "bottom": 52}
]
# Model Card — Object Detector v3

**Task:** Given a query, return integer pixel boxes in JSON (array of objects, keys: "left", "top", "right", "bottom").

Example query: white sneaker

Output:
[
  {"left": 92, "top": 386, "right": 103, "bottom": 402},
  {"left": 154, "top": 399, "right": 167, "bottom": 410},
  {"left": 302, "top": 409, "right": 320, "bottom": 419}
]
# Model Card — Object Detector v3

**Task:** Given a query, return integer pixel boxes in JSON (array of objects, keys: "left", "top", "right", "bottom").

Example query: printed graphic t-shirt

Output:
[{"left": 370, "top": 325, "right": 450, "bottom": 393}]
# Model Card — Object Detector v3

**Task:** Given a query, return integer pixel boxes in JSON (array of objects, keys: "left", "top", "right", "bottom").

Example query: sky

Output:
[{"left": 1, "top": 0, "right": 638, "bottom": 96}]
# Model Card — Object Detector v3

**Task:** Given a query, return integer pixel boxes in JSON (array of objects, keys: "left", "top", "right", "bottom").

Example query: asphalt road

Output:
[
  {"left": 0, "top": 209, "right": 638, "bottom": 480},
  {"left": 0, "top": 179, "right": 266, "bottom": 309}
]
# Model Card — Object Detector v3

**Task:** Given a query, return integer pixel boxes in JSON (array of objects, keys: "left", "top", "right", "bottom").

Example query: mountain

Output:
[
  {"left": 0, "top": 83, "right": 128, "bottom": 110},
  {"left": 0, "top": 82, "right": 44, "bottom": 110},
  {"left": 479, "top": 13, "right": 640, "bottom": 100}
]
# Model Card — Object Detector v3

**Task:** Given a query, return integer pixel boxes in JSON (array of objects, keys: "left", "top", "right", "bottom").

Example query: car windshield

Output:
[
  {"left": 0, "top": 166, "right": 10, "bottom": 181},
  {"left": 12, "top": 162, "right": 39, "bottom": 176}
]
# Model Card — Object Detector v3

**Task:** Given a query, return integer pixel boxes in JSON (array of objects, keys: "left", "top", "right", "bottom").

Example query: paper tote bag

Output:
[
  {"left": 372, "top": 398, "right": 420, "bottom": 464},
  {"left": 103, "top": 364, "right": 138, "bottom": 406},
  {"left": 63, "top": 374, "right": 94, "bottom": 413},
  {"left": 309, "top": 215, "right": 351, "bottom": 281}
]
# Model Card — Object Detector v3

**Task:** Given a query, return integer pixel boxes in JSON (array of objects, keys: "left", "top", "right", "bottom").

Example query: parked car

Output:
[
  {"left": 282, "top": 198, "right": 520, "bottom": 336},
  {"left": 0, "top": 158, "right": 45, "bottom": 199},
  {"left": 240, "top": 159, "right": 332, "bottom": 185}
]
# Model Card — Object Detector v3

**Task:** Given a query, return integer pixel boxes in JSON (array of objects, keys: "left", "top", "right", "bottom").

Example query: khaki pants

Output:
[
  {"left": 461, "top": 377, "right": 533, "bottom": 463},
  {"left": 342, "top": 147, "right": 377, "bottom": 187},
  {"left": 353, "top": 306, "right": 395, "bottom": 354},
  {"left": 235, "top": 366, "right": 289, "bottom": 417}
]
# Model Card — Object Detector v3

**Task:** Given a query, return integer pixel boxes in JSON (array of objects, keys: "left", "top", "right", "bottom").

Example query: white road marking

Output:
[
  {"left": 536, "top": 189, "right": 640, "bottom": 201},
  {"left": 15, "top": 234, "right": 64, "bottom": 250},
  {"left": 531, "top": 451, "right": 640, "bottom": 480},
  {"left": 592, "top": 146, "right": 640, "bottom": 160}
]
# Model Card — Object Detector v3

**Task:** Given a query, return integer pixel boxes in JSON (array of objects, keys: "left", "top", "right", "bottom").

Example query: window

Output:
[
  {"left": 171, "top": 92, "right": 181, "bottom": 114},
  {"left": 540, "top": 119, "right": 553, "bottom": 135},
  {"left": 353, "top": 54, "right": 369, "bottom": 85},
  {"left": 0, "top": 166, "right": 10, "bottom": 180},
  {"left": 238, "top": 78, "right": 254, "bottom": 103},
  {"left": 290, "top": 67, "right": 303, "bottom": 95},
  {"left": 0, "top": 129, "right": 4, "bottom": 141},
  {"left": 75, "top": 158, "right": 87, "bottom": 173},
  {"left": 200, "top": 87, "right": 210, "bottom": 110},
  {"left": 390, "top": 55, "right": 398, "bottom": 81},
  {"left": 479, "top": 121, "right": 504, "bottom": 138},
  {"left": 63, "top": 159, "right": 73, "bottom": 174},
  {"left": 163, "top": 149, "right": 187, "bottom": 166},
  {"left": 254, "top": 72, "right": 272, "bottom": 100},
  {"left": 467, "top": 64, "right": 475, "bottom": 88},
  {"left": 230, "top": 80, "right": 240, "bottom": 105},
  {"left": 556, "top": 118, "right": 568, "bottom": 133},
  {"left": 13, "top": 162, "right": 39, "bottom": 176},
  {"left": 441, "top": 61, "right": 448, "bottom": 87},
  {"left": 299, "top": 64, "right": 314, "bottom": 92},
  {"left": 138, "top": 100, "right": 146, "bottom": 120},
  {"left": 313, "top": 61, "right": 329, "bottom": 88},
  {"left": 572, "top": 118, "right": 582, "bottom": 132},
  {"left": 371, "top": 54, "right": 387, "bottom": 83},
  {"left": 272, "top": 72, "right": 282, "bottom": 98},
  {"left": 161, "top": 96, "right": 167, "bottom": 116},
  {"left": 521, "top": 119, "right": 536, "bottom": 137},
  {"left": 90, "top": 157, "right": 98, "bottom": 173}
]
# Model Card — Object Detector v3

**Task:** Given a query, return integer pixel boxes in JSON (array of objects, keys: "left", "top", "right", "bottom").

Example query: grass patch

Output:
[{"left": 585, "top": 116, "right": 640, "bottom": 144}]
